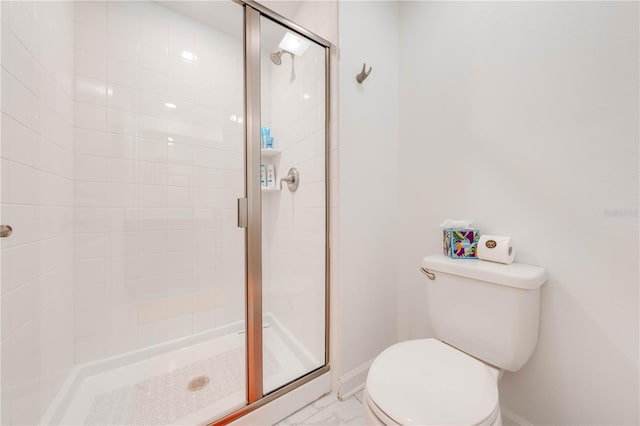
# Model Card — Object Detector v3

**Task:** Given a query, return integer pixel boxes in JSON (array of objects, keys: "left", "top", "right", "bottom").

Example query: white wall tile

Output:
[
  {"left": 106, "top": 34, "right": 139, "bottom": 64},
  {"left": 74, "top": 181, "right": 106, "bottom": 207},
  {"left": 8, "top": 2, "right": 39, "bottom": 58},
  {"left": 74, "top": 22, "right": 106, "bottom": 55},
  {"left": 135, "top": 113, "right": 167, "bottom": 139},
  {"left": 74, "top": 128, "right": 107, "bottom": 156},
  {"left": 74, "top": 259, "right": 105, "bottom": 287},
  {"left": 106, "top": 208, "right": 138, "bottom": 232},
  {"left": 75, "top": 334, "right": 106, "bottom": 364},
  {"left": 74, "top": 154, "right": 106, "bottom": 182},
  {"left": 105, "top": 133, "right": 135, "bottom": 159},
  {"left": 107, "top": 58, "right": 139, "bottom": 87},
  {"left": 1, "top": 4, "right": 75, "bottom": 423},
  {"left": 74, "top": 309, "right": 106, "bottom": 339},
  {"left": 136, "top": 161, "right": 168, "bottom": 186},
  {"left": 1, "top": 278, "right": 36, "bottom": 336},
  {"left": 105, "top": 182, "right": 136, "bottom": 208},
  {"left": 137, "top": 184, "right": 166, "bottom": 208},
  {"left": 168, "top": 29, "right": 193, "bottom": 59},
  {"left": 74, "top": 2, "right": 107, "bottom": 32},
  {"left": 75, "top": 234, "right": 106, "bottom": 260},
  {"left": 1, "top": 113, "right": 38, "bottom": 168},
  {"left": 74, "top": 50, "right": 107, "bottom": 81},
  {"left": 167, "top": 186, "right": 192, "bottom": 208},
  {"left": 106, "top": 232, "right": 139, "bottom": 257},
  {"left": 65, "top": 0, "right": 247, "bottom": 375},
  {"left": 107, "top": 7, "right": 139, "bottom": 41},
  {"left": 140, "top": 45, "right": 168, "bottom": 73},
  {"left": 1, "top": 69, "right": 37, "bottom": 130},
  {"left": 74, "top": 208, "right": 106, "bottom": 234},
  {"left": 136, "top": 137, "right": 167, "bottom": 162},
  {"left": 106, "top": 158, "right": 135, "bottom": 183},
  {"left": 74, "top": 102, "right": 106, "bottom": 131},
  {"left": 106, "top": 107, "right": 135, "bottom": 135},
  {"left": 2, "top": 25, "right": 40, "bottom": 96},
  {"left": 141, "top": 18, "right": 168, "bottom": 50},
  {"left": 7, "top": 160, "right": 40, "bottom": 205},
  {"left": 74, "top": 76, "right": 107, "bottom": 105}
]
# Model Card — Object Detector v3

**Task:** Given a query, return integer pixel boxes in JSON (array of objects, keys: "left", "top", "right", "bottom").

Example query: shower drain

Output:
[{"left": 187, "top": 375, "right": 210, "bottom": 392}]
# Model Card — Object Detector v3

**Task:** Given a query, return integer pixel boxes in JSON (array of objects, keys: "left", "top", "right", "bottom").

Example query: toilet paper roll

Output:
[{"left": 477, "top": 235, "right": 516, "bottom": 264}]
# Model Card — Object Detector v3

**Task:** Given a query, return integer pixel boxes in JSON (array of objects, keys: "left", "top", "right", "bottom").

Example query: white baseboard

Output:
[
  {"left": 337, "top": 359, "right": 373, "bottom": 400},
  {"left": 500, "top": 406, "right": 533, "bottom": 426}
]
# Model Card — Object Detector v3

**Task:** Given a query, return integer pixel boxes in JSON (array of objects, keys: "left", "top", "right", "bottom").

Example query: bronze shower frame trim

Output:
[{"left": 212, "top": 1, "right": 332, "bottom": 424}]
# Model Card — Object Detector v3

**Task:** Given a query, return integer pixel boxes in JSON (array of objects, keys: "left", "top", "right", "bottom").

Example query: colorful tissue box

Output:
[{"left": 443, "top": 228, "right": 480, "bottom": 258}]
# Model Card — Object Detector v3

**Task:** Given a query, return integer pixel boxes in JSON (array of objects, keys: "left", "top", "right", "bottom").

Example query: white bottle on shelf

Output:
[
  {"left": 266, "top": 164, "right": 276, "bottom": 189},
  {"left": 260, "top": 164, "right": 266, "bottom": 187}
]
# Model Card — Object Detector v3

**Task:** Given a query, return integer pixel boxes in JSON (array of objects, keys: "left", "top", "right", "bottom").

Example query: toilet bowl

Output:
[
  {"left": 363, "top": 339, "right": 502, "bottom": 426},
  {"left": 361, "top": 255, "right": 547, "bottom": 426}
]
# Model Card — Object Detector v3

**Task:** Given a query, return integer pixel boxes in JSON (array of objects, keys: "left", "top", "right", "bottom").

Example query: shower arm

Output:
[{"left": 271, "top": 49, "right": 297, "bottom": 80}]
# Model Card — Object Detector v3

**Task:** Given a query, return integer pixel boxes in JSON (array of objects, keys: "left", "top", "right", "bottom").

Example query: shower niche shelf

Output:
[
  {"left": 261, "top": 148, "right": 281, "bottom": 158},
  {"left": 261, "top": 149, "right": 281, "bottom": 194}
]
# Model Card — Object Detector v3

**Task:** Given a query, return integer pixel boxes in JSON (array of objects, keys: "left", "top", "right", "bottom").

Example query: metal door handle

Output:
[
  {"left": 0, "top": 225, "right": 13, "bottom": 238},
  {"left": 237, "top": 199, "right": 248, "bottom": 228}
]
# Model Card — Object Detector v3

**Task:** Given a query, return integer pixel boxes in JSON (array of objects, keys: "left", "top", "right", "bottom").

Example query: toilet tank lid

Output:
[{"left": 422, "top": 255, "right": 547, "bottom": 290}]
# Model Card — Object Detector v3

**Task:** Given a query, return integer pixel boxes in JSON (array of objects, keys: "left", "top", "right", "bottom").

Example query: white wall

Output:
[
  {"left": 396, "top": 2, "right": 639, "bottom": 424},
  {"left": 72, "top": 1, "right": 245, "bottom": 363},
  {"left": 336, "top": 0, "right": 399, "bottom": 397},
  {"left": 0, "top": 2, "right": 75, "bottom": 424}
]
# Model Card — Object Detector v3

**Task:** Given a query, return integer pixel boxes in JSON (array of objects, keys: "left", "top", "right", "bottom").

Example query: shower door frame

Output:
[{"left": 214, "top": 1, "right": 332, "bottom": 424}]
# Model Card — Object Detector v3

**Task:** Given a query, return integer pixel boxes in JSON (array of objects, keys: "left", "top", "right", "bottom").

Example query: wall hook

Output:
[{"left": 356, "top": 63, "right": 372, "bottom": 83}]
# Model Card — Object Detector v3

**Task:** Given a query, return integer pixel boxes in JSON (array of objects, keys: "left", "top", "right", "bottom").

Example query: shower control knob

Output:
[
  {"left": 280, "top": 168, "right": 300, "bottom": 192},
  {"left": 0, "top": 225, "right": 12, "bottom": 238}
]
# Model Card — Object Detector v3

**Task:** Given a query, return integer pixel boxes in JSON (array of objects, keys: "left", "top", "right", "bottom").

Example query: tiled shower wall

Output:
[
  {"left": 0, "top": 1, "right": 337, "bottom": 423},
  {"left": 72, "top": 1, "right": 245, "bottom": 363},
  {"left": 1, "top": 2, "right": 75, "bottom": 424}
]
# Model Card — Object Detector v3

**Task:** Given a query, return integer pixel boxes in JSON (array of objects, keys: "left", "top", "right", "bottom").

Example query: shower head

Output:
[
  {"left": 270, "top": 50, "right": 283, "bottom": 65},
  {"left": 270, "top": 50, "right": 295, "bottom": 66},
  {"left": 270, "top": 50, "right": 297, "bottom": 81}
]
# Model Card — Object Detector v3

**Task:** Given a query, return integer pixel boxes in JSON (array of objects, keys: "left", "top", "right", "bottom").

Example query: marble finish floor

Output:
[{"left": 277, "top": 391, "right": 366, "bottom": 426}]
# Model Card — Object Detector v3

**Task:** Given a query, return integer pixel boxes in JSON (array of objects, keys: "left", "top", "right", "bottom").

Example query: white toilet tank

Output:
[{"left": 422, "top": 255, "right": 547, "bottom": 372}]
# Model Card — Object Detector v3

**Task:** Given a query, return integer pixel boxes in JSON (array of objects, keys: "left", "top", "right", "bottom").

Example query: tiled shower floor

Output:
[{"left": 51, "top": 323, "right": 314, "bottom": 425}]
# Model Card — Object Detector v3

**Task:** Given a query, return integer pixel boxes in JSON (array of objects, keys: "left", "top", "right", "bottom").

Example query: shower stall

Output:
[{"left": 0, "top": 0, "right": 330, "bottom": 424}]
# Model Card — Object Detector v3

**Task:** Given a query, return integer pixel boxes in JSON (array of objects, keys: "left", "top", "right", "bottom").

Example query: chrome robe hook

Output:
[{"left": 356, "top": 63, "right": 372, "bottom": 83}]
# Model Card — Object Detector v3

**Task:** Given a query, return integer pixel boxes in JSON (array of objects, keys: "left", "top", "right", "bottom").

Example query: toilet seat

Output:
[
  {"left": 364, "top": 390, "right": 501, "bottom": 426},
  {"left": 365, "top": 339, "right": 500, "bottom": 426}
]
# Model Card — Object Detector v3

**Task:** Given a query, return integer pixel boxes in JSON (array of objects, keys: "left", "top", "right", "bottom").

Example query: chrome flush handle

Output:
[{"left": 420, "top": 267, "right": 435, "bottom": 280}]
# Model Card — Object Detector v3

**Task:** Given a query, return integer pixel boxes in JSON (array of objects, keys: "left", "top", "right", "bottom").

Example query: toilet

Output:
[{"left": 363, "top": 254, "right": 547, "bottom": 425}]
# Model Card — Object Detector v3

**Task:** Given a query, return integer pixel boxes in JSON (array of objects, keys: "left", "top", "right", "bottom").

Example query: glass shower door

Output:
[
  {"left": 1, "top": 1, "right": 248, "bottom": 424},
  {"left": 259, "top": 16, "right": 328, "bottom": 394}
]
